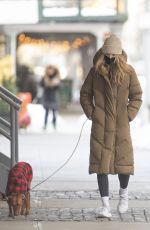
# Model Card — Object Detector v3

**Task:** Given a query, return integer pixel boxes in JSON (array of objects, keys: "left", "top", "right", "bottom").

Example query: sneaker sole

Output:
[{"left": 97, "top": 213, "right": 112, "bottom": 218}]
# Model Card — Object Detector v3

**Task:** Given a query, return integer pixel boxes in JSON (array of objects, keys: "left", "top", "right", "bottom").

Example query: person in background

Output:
[
  {"left": 80, "top": 34, "right": 142, "bottom": 218},
  {"left": 41, "top": 65, "right": 61, "bottom": 129},
  {"left": 17, "top": 65, "right": 37, "bottom": 100}
]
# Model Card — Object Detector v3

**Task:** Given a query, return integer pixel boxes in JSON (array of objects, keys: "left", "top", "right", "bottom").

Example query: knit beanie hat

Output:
[{"left": 102, "top": 34, "right": 122, "bottom": 55}]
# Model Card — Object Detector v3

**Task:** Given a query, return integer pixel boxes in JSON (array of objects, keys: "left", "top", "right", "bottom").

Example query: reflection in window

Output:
[
  {"left": 81, "top": 0, "right": 117, "bottom": 16},
  {"left": 117, "top": 0, "right": 127, "bottom": 14},
  {"left": 42, "top": 0, "right": 79, "bottom": 17},
  {"left": 40, "top": 0, "right": 127, "bottom": 18},
  {"left": 145, "top": 0, "right": 150, "bottom": 12}
]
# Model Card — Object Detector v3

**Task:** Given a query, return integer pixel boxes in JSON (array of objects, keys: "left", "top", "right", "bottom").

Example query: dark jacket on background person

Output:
[
  {"left": 17, "top": 65, "right": 37, "bottom": 100},
  {"left": 41, "top": 73, "right": 60, "bottom": 110}
]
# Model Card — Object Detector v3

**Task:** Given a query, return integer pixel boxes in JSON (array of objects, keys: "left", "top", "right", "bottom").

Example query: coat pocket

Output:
[{"left": 115, "top": 140, "right": 133, "bottom": 166}]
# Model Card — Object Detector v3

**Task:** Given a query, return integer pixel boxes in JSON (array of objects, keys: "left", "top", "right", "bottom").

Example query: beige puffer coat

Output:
[{"left": 80, "top": 63, "right": 142, "bottom": 175}]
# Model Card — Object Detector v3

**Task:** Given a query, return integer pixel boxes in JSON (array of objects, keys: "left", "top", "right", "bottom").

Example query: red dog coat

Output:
[{"left": 6, "top": 162, "right": 33, "bottom": 196}]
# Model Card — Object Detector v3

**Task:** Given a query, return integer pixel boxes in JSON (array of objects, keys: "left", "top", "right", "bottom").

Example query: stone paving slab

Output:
[
  {"left": 30, "top": 190, "right": 150, "bottom": 200},
  {"left": 1, "top": 190, "right": 150, "bottom": 223},
  {"left": 40, "top": 222, "right": 150, "bottom": 230},
  {"left": 0, "top": 222, "right": 35, "bottom": 230},
  {"left": 1, "top": 207, "right": 150, "bottom": 222},
  {"left": 1, "top": 222, "right": 150, "bottom": 230}
]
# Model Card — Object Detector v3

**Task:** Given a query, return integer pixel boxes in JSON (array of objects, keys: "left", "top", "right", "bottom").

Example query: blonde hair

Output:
[{"left": 94, "top": 49, "right": 132, "bottom": 85}]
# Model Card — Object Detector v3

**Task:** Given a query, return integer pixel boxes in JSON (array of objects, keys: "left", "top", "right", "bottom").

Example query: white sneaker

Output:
[
  {"left": 117, "top": 188, "right": 128, "bottom": 214},
  {"left": 96, "top": 196, "right": 112, "bottom": 218},
  {"left": 96, "top": 207, "right": 112, "bottom": 218}
]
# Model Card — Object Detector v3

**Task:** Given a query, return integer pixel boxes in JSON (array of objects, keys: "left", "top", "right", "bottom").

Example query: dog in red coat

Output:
[{"left": 6, "top": 162, "right": 33, "bottom": 218}]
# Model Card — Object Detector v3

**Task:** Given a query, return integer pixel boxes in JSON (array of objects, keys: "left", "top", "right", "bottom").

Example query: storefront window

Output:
[
  {"left": 81, "top": 0, "right": 117, "bottom": 16},
  {"left": 0, "top": 0, "right": 38, "bottom": 24},
  {"left": 145, "top": 0, "right": 150, "bottom": 12},
  {"left": 117, "top": 0, "right": 127, "bottom": 14},
  {"left": 39, "top": 0, "right": 127, "bottom": 22},
  {"left": 41, "top": 0, "right": 79, "bottom": 17}
]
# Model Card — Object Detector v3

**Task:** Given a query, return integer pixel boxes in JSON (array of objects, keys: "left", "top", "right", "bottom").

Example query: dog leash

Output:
[
  {"left": 31, "top": 118, "right": 88, "bottom": 191},
  {"left": 0, "top": 118, "right": 88, "bottom": 201}
]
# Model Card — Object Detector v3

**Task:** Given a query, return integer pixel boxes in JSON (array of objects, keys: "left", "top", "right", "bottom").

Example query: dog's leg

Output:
[
  {"left": 12, "top": 205, "right": 15, "bottom": 218},
  {"left": 21, "top": 204, "right": 24, "bottom": 215},
  {"left": 8, "top": 203, "right": 12, "bottom": 217},
  {"left": 21, "top": 200, "right": 26, "bottom": 216},
  {"left": 25, "top": 192, "right": 30, "bottom": 216},
  {"left": 8, "top": 204, "right": 15, "bottom": 218},
  {"left": 7, "top": 198, "right": 13, "bottom": 218}
]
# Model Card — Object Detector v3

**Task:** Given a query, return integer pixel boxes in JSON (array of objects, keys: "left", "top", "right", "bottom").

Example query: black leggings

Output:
[
  {"left": 97, "top": 174, "right": 130, "bottom": 197},
  {"left": 44, "top": 108, "right": 56, "bottom": 126}
]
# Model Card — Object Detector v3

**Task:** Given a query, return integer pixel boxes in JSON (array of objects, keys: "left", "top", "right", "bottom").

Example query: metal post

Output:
[
  {"left": 10, "top": 31, "right": 17, "bottom": 76},
  {"left": 15, "top": 109, "right": 19, "bottom": 163},
  {"left": 78, "top": 0, "right": 81, "bottom": 17},
  {"left": 116, "top": 0, "right": 119, "bottom": 14},
  {"left": 10, "top": 106, "right": 16, "bottom": 167}
]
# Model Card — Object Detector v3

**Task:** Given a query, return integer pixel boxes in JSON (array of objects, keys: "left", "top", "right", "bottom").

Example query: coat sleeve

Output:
[
  {"left": 127, "top": 68, "right": 142, "bottom": 122},
  {"left": 80, "top": 67, "right": 94, "bottom": 119}
]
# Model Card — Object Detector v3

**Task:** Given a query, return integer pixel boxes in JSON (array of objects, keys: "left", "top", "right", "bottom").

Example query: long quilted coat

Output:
[
  {"left": 6, "top": 162, "right": 33, "bottom": 195},
  {"left": 80, "top": 61, "right": 142, "bottom": 175}
]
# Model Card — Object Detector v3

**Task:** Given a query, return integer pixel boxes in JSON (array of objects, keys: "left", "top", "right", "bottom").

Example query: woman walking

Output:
[
  {"left": 41, "top": 65, "right": 60, "bottom": 129},
  {"left": 80, "top": 34, "right": 142, "bottom": 218}
]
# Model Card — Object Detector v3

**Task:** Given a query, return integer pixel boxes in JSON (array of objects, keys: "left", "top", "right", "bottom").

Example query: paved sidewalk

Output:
[{"left": 1, "top": 190, "right": 150, "bottom": 223}]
